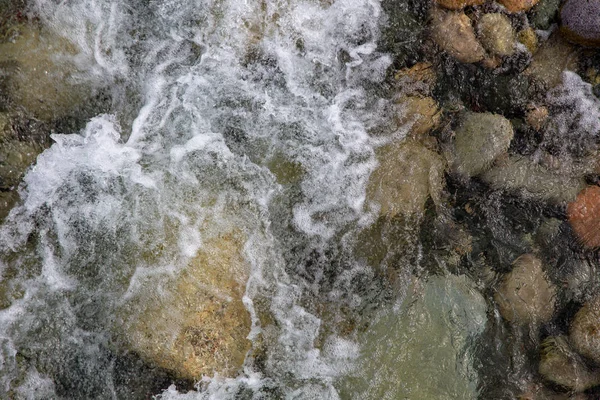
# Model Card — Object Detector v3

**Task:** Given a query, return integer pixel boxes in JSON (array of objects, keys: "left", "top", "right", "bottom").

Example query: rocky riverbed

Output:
[{"left": 2, "top": 0, "right": 600, "bottom": 398}]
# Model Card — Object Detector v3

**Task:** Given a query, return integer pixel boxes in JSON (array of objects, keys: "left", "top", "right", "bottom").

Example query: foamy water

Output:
[{"left": 0, "top": 0, "right": 400, "bottom": 398}]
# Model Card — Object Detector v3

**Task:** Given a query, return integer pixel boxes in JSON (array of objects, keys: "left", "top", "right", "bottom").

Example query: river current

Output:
[{"left": 0, "top": 0, "right": 408, "bottom": 398}]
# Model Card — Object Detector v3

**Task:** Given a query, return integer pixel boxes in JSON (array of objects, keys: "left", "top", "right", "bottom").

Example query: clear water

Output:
[{"left": 0, "top": 0, "right": 489, "bottom": 398}]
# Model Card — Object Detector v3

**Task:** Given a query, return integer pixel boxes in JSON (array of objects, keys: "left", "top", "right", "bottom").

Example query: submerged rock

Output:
[
  {"left": 525, "top": 33, "right": 579, "bottom": 88},
  {"left": 482, "top": 156, "right": 585, "bottom": 204},
  {"left": 494, "top": 254, "right": 556, "bottom": 326},
  {"left": 560, "top": 0, "right": 600, "bottom": 47},
  {"left": 430, "top": 8, "right": 486, "bottom": 64},
  {"left": 568, "top": 186, "right": 600, "bottom": 248},
  {"left": 449, "top": 112, "right": 514, "bottom": 177},
  {"left": 367, "top": 140, "right": 445, "bottom": 218},
  {"left": 339, "top": 274, "right": 487, "bottom": 400},
  {"left": 116, "top": 231, "right": 251, "bottom": 380},
  {"left": 570, "top": 295, "right": 600, "bottom": 364},
  {"left": 0, "top": 24, "right": 89, "bottom": 121},
  {"left": 539, "top": 336, "right": 600, "bottom": 392},
  {"left": 478, "top": 13, "right": 517, "bottom": 56},
  {"left": 395, "top": 95, "right": 441, "bottom": 141},
  {"left": 529, "top": 0, "right": 561, "bottom": 30}
]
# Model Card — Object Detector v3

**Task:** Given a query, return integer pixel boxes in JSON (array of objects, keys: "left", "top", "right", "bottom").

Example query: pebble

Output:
[
  {"left": 525, "top": 32, "right": 579, "bottom": 88},
  {"left": 497, "top": 0, "right": 540, "bottom": 13},
  {"left": 560, "top": 0, "right": 600, "bottom": 47},
  {"left": 450, "top": 112, "right": 514, "bottom": 177},
  {"left": 567, "top": 185, "right": 600, "bottom": 248},
  {"left": 494, "top": 254, "right": 556, "bottom": 326},
  {"left": 570, "top": 295, "right": 600, "bottom": 364},
  {"left": 478, "top": 13, "right": 516, "bottom": 56},
  {"left": 517, "top": 27, "right": 539, "bottom": 54},
  {"left": 430, "top": 8, "right": 486, "bottom": 64},
  {"left": 525, "top": 104, "right": 549, "bottom": 131}
]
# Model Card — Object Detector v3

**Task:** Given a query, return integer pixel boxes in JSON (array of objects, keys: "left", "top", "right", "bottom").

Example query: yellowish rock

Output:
[
  {"left": 0, "top": 24, "right": 88, "bottom": 121},
  {"left": 478, "top": 13, "right": 516, "bottom": 56},
  {"left": 117, "top": 231, "right": 251, "bottom": 380},
  {"left": 494, "top": 254, "right": 556, "bottom": 326},
  {"left": 367, "top": 140, "right": 445, "bottom": 218},
  {"left": 498, "top": 0, "right": 540, "bottom": 13},
  {"left": 396, "top": 95, "right": 441, "bottom": 140},
  {"left": 394, "top": 62, "right": 437, "bottom": 91},
  {"left": 518, "top": 27, "right": 539, "bottom": 54},
  {"left": 434, "top": 0, "right": 484, "bottom": 10},
  {"left": 430, "top": 8, "right": 486, "bottom": 64}
]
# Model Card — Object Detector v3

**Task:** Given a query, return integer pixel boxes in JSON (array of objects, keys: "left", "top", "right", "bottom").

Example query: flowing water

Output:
[{"left": 0, "top": 0, "right": 495, "bottom": 398}]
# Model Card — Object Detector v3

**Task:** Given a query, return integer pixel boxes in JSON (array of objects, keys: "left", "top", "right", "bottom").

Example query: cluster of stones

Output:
[{"left": 358, "top": 0, "right": 600, "bottom": 398}]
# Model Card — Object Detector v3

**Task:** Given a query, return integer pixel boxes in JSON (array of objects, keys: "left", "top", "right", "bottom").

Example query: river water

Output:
[{"left": 0, "top": 0, "right": 490, "bottom": 398}]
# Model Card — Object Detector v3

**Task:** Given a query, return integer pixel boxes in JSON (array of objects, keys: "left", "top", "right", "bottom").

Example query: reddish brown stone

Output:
[{"left": 567, "top": 185, "right": 600, "bottom": 248}]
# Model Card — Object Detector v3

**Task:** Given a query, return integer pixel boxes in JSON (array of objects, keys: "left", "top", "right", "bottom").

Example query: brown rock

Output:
[
  {"left": 430, "top": 8, "right": 486, "bottom": 64},
  {"left": 434, "top": 0, "right": 484, "bottom": 10},
  {"left": 571, "top": 295, "right": 600, "bottom": 364},
  {"left": 396, "top": 95, "right": 441, "bottom": 140},
  {"left": 118, "top": 231, "right": 251, "bottom": 380},
  {"left": 497, "top": 0, "right": 540, "bottom": 13},
  {"left": 517, "top": 27, "right": 539, "bottom": 54},
  {"left": 525, "top": 104, "right": 549, "bottom": 131},
  {"left": 539, "top": 336, "right": 600, "bottom": 392},
  {"left": 494, "top": 254, "right": 556, "bottom": 326},
  {"left": 367, "top": 140, "right": 445, "bottom": 218},
  {"left": 525, "top": 32, "right": 579, "bottom": 88},
  {"left": 567, "top": 185, "right": 600, "bottom": 248}
]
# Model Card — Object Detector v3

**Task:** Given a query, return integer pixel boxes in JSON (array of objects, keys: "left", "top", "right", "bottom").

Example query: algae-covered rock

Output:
[
  {"left": 0, "top": 24, "right": 88, "bottom": 121},
  {"left": 482, "top": 156, "right": 585, "bottom": 204},
  {"left": 478, "top": 13, "right": 517, "bottom": 56},
  {"left": 116, "top": 231, "right": 251, "bottom": 380},
  {"left": 529, "top": 0, "right": 561, "bottom": 30},
  {"left": 338, "top": 274, "right": 487, "bottom": 400},
  {"left": 450, "top": 112, "right": 514, "bottom": 177},
  {"left": 517, "top": 27, "right": 539, "bottom": 54},
  {"left": 571, "top": 295, "right": 600, "bottom": 364},
  {"left": 430, "top": 8, "right": 486, "bottom": 64},
  {"left": 367, "top": 140, "right": 445, "bottom": 218},
  {"left": 494, "top": 254, "right": 556, "bottom": 326},
  {"left": 539, "top": 336, "right": 600, "bottom": 392}
]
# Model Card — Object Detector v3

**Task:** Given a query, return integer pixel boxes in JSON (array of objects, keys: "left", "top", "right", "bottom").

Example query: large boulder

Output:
[
  {"left": 339, "top": 274, "right": 487, "bottom": 399},
  {"left": 0, "top": 24, "right": 89, "bottom": 121},
  {"left": 116, "top": 231, "right": 252, "bottom": 380}
]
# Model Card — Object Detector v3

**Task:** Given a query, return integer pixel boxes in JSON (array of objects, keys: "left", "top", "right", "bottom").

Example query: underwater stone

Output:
[
  {"left": 450, "top": 112, "right": 514, "bottom": 177},
  {"left": 539, "top": 336, "right": 600, "bottom": 392},
  {"left": 0, "top": 24, "right": 89, "bottom": 121},
  {"left": 571, "top": 295, "right": 600, "bottom": 364},
  {"left": 430, "top": 8, "right": 486, "bottom": 64},
  {"left": 339, "top": 274, "right": 487, "bottom": 400},
  {"left": 116, "top": 231, "right": 251, "bottom": 380},
  {"left": 367, "top": 140, "right": 445, "bottom": 218},
  {"left": 525, "top": 32, "right": 579, "bottom": 88},
  {"left": 560, "top": 0, "right": 600, "bottom": 47},
  {"left": 568, "top": 186, "right": 600, "bottom": 248},
  {"left": 0, "top": 140, "right": 43, "bottom": 190},
  {"left": 497, "top": 0, "right": 540, "bottom": 13},
  {"left": 395, "top": 95, "right": 441, "bottom": 141},
  {"left": 478, "top": 13, "right": 517, "bottom": 56},
  {"left": 481, "top": 156, "right": 585, "bottom": 204},
  {"left": 517, "top": 27, "right": 539, "bottom": 54},
  {"left": 494, "top": 254, "right": 556, "bottom": 326}
]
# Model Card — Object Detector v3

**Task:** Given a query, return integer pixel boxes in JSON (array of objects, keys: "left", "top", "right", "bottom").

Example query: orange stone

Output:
[
  {"left": 497, "top": 0, "right": 540, "bottom": 13},
  {"left": 435, "top": 0, "right": 484, "bottom": 10},
  {"left": 567, "top": 185, "right": 600, "bottom": 248}
]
